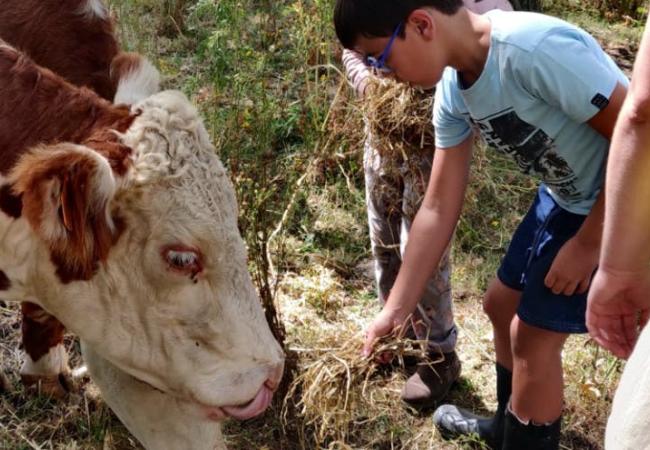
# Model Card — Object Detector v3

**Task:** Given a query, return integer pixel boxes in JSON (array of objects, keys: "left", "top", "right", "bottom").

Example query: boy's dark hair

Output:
[{"left": 334, "top": 0, "right": 464, "bottom": 49}]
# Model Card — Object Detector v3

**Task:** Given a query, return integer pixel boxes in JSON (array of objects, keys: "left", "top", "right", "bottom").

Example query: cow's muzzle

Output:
[{"left": 204, "top": 362, "right": 283, "bottom": 422}]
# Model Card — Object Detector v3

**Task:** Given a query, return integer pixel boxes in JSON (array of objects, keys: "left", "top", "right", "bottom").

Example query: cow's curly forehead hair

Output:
[
  {"left": 119, "top": 91, "right": 239, "bottom": 228},
  {"left": 334, "top": 0, "right": 463, "bottom": 49}
]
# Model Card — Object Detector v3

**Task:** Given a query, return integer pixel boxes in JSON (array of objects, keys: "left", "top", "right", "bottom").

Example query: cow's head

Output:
[{"left": 0, "top": 90, "right": 284, "bottom": 421}]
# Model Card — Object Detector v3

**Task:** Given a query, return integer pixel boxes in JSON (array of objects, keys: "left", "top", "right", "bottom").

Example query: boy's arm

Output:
[
  {"left": 544, "top": 82, "right": 627, "bottom": 296},
  {"left": 588, "top": 20, "right": 650, "bottom": 358},
  {"left": 363, "top": 135, "right": 473, "bottom": 356}
]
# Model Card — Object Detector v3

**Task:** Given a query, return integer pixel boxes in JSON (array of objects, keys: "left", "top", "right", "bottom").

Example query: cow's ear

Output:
[
  {"left": 111, "top": 52, "right": 161, "bottom": 105},
  {"left": 10, "top": 144, "right": 121, "bottom": 282}
]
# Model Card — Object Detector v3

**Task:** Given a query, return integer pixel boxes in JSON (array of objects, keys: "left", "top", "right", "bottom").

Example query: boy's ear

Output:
[{"left": 408, "top": 9, "right": 436, "bottom": 40}]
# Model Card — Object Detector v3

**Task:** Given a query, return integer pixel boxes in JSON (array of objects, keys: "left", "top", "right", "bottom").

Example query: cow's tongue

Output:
[{"left": 222, "top": 386, "right": 273, "bottom": 420}]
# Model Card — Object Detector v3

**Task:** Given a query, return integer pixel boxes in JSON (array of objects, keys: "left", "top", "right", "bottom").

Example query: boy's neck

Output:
[{"left": 443, "top": 9, "right": 492, "bottom": 88}]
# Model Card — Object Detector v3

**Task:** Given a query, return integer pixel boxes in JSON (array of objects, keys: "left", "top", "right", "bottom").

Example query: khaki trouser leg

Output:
[{"left": 364, "top": 140, "right": 457, "bottom": 353}]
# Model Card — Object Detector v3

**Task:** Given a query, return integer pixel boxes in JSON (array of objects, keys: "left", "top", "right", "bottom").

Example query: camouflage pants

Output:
[{"left": 364, "top": 140, "right": 457, "bottom": 353}]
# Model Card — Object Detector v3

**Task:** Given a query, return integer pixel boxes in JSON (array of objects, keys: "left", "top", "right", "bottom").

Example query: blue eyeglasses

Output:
[{"left": 365, "top": 22, "right": 403, "bottom": 73}]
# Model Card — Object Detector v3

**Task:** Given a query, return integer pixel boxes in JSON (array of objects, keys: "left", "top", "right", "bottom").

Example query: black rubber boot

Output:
[
  {"left": 433, "top": 363, "right": 512, "bottom": 449},
  {"left": 502, "top": 408, "right": 561, "bottom": 450}
]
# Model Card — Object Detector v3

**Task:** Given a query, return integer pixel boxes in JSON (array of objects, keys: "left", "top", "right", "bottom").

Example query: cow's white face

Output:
[{"left": 0, "top": 91, "right": 284, "bottom": 419}]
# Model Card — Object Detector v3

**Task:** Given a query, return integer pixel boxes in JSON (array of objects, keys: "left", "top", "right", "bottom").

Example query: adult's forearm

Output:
[
  {"left": 601, "top": 106, "right": 650, "bottom": 273},
  {"left": 601, "top": 14, "right": 650, "bottom": 272}
]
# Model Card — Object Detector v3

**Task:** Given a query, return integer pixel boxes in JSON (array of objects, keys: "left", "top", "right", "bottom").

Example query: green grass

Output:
[{"left": 0, "top": 0, "right": 642, "bottom": 448}]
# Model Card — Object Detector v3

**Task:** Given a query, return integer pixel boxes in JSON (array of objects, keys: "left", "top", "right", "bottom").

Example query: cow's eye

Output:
[
  {"left": 163, "top": 246, "right": 203, "bottom": 276},
  {"left": 168, "top": 250, "right": 198, "bottom": 268}
]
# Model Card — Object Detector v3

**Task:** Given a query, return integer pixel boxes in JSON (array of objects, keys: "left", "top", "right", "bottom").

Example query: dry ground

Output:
[{"left": 0, "top": 258, "right": 625, "bottom": 449}]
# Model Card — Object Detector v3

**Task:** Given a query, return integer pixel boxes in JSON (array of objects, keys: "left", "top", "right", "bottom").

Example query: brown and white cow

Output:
[
  {"left": 0, "top": 0, "right": 158, "bottom": 399},
  {"left": 0, "top": 0, "right": 121, "bottom": 100},
  {"left": 0, "top": 1, "right": 284, "bottom": 449}
]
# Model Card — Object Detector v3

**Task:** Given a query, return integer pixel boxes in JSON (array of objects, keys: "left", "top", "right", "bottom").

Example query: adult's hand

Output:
[{"left": 587, "top": 267, "right": 650, "bottom": 358}]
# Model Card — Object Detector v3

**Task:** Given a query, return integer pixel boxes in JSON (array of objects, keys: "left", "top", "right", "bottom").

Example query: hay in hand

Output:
[
  {"left": 282, "top": 323, "right": 440, "bottom": 447},
  {"left": 362, "top": 76, "right": 435, "bottom": 159}
]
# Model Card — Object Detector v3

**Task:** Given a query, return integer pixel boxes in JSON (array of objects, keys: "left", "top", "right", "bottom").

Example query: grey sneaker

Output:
[
  {"left": 433, "top": 404, "right": 499, "bottom": 448},
  {"left": 401, "top": 351, "right": 461, "bottom": 409},
  {"left": 432, "top": 363, "right": 513, "bottom": 449}
]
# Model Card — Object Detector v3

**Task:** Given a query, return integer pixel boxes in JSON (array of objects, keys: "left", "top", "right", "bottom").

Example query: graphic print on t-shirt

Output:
[{"left": 471, "top": 108, "right": 581, "bottom": 202}]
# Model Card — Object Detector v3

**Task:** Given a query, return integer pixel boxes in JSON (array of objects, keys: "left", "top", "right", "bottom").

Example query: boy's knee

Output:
[
  {"left": 510, "top": 317, "right": 566, "bottom": 361},
  {"left": 482, "top": 290, "right": 500, "bottom": 322},
  {"left": 482, "top": 279, "right": 519, "bottom": 326}
]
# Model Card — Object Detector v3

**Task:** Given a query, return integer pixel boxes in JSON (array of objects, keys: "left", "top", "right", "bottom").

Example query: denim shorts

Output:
[{"left": 497, "top": 185, "right": 589, "bottom": 334}]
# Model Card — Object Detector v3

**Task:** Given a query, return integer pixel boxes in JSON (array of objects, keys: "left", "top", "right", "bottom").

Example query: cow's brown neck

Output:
[
  {"left": 0, "top": 0, "right": 119, "bottom": 100},
  {"left": 0, "top": 42, "right": 134, "bottom": 177}
]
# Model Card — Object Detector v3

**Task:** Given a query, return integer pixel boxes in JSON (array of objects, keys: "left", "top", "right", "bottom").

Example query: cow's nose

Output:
[{"left": 264, "top": 362, "right": 284, "bottom": 391}]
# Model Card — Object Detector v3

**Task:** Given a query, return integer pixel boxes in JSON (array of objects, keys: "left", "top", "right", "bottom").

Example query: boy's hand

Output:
[
  {"left": 544, "top": 237, "right": 599, "bottom": 296},
  {"left": 587, "top": 267, "right": 650, "bottom": 359},
  {"left": 362, "top": 307, "right": 407, "bottom": 359}
]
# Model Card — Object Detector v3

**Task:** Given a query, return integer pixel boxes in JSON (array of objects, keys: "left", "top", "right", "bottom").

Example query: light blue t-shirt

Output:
[{"left": 433, "top": 10, "right": 629, "bottom": 214}]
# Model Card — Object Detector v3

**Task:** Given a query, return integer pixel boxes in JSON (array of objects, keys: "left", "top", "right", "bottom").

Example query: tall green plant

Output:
[
  {"left": 182, "top": 0, "right": 364, "bottom": 346},
  {"left": 594, "top": 0, "right": 647, "bottom": 18}
]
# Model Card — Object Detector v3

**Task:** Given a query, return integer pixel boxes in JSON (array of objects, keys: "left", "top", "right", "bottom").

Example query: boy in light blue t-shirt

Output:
[{"left": 334, "top": 1, "right": 627, "bottom": 448}]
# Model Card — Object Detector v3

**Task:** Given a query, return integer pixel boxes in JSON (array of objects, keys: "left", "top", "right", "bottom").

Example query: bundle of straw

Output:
[
  {"left": 357, "top": 76, "right": 435, "bottom": 218},
  {"left": 282, "top": 326, "right": 438, "bottom": 446},
  {"left": 362, "top": 76, "right": 435, "bottom": 159}
]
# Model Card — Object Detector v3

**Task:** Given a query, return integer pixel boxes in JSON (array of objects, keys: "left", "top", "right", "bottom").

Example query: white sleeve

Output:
[{"left": 341, "top": 49, "right": 372, "bottom": 98}]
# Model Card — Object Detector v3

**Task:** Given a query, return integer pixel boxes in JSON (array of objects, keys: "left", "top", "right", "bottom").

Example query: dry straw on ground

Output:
[{"left": 282, "top": 322, "right": 438, "bottom": 447}]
